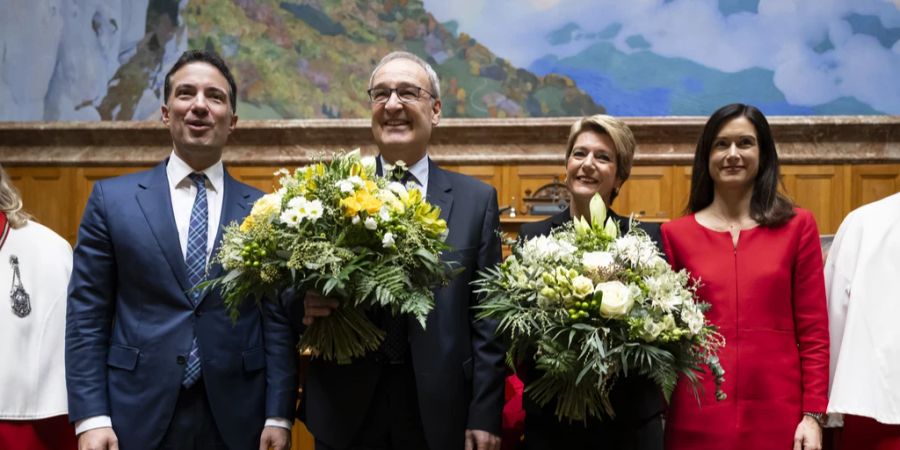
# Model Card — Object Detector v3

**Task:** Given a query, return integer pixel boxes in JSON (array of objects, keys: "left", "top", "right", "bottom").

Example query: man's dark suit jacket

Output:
[
  {"left": 302, "top": 159, "right": 507, "bottom": 450},
  {"left": 517, "top": 207, "right": 665, "bottom": 450},
  {"left": 66, "top": 161, "right": 297, "bottom": 450}
]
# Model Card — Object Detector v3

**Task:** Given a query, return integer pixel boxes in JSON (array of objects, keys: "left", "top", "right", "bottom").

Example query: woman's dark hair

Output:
[{"left": 687, "top": 103, "right": 795, "bottom": 227}]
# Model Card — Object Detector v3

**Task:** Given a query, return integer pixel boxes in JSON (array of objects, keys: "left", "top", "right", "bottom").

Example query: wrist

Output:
[{"left": 803, "top": 412, "right": 826, "bottom": 427}]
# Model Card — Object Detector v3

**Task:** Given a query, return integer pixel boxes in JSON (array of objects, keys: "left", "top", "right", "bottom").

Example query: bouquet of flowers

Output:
[
  {"left": 474, "top": 194, "right": 725, "bottom": 422},
  {"left": 209, "top": 150, "right": 453, "bottom": 363}
]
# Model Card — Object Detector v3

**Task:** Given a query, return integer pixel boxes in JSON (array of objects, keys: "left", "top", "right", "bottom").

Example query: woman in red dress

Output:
[{"left": 660, "top": 104, "right": 829, "bottom": 450}]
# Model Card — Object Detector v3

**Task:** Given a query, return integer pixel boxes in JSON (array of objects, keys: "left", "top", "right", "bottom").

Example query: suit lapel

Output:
[
  {"left": 206, "top": 169, "right": 253, "bottom": 282},
  {"left": 426, "top": 158, "right": 453, "bottom": 224},
  {"left": 136, "top": 161, "right": 191, "bottom": 296}
]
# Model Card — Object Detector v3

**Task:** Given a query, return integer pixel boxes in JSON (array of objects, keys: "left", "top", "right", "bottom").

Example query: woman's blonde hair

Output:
[
  {"left": 0, "top": 164, "right": 32, "bottom": 229},
  {"left": 565, "top": 114, "right": 636, "bottom": 202}
]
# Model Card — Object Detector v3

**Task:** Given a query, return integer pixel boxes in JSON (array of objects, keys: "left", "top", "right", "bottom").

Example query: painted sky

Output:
[{"left": 425, "top": 0, "right": 900, "bottom": 114}]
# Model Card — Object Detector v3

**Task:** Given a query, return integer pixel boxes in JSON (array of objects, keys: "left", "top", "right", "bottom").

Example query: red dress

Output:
[{"left": 660, "top": 209, "right": 829, "bottom": 450}]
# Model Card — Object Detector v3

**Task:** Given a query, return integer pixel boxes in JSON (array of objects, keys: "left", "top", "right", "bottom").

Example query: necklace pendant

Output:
[
  {"left": 11, "top": 285, "right": 30, "bottom": 318},
  {"left": 8, "top": 255, "right": 30, "bottom": 318}
]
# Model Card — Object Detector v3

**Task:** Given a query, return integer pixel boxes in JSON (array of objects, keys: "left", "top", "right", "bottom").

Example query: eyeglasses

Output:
[{"left": 367, "top": 86, "right": 435, "bottom": 104}]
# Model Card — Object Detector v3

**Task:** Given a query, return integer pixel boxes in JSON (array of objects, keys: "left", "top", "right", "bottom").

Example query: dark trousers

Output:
[
  {"left": 159, "top": 380, "right": 228, "bottom": 450},
  {"left": 523, "top": 411, "right": 663, "bottom": 450},
  {"left": 315, "top": 363, "right": 429, "bottom": 450}
]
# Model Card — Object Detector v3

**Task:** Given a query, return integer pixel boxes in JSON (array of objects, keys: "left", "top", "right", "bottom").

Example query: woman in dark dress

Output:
[{"left": 517, "top": 115, "right": 664, "bottom": 450}]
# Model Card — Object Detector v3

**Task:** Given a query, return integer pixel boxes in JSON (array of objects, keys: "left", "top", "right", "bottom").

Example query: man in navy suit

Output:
[
  {"left": 300, "top": 51, "right": 506, "bottom": 450},
  {"left": 66, "top": 50, "right": 297, "bottom": 450}
]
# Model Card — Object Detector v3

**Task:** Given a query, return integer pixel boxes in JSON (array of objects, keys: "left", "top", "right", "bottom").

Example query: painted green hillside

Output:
[{"left": 182, "top": 0, "right": 604, "bottom": 119}]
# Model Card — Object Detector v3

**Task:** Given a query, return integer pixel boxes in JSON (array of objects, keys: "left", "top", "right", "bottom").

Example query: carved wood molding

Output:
[{"left": 1, "top": 116, "right": 898, "bottom": 166}]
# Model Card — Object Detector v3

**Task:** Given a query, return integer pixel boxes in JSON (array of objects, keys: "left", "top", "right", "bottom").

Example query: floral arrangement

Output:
[
  {"left": 474, "top": 194, "right": 725, "bottom": 422},
  {"left": 208, "top": 150, "right": 453, "bottom": 363}
]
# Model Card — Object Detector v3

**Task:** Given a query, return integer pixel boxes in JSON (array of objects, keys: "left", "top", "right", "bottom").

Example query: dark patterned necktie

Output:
[
  {"left": 182, "top": 173, "right": 207, "bottom": 387},
  {"left": 379, "top": 169, "right": 417, "bottom": 363}
]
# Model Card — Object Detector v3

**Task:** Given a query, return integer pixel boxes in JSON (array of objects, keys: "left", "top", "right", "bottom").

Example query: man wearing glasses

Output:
[{"left": 300, "top": 51, "right": 506, "bottom": 450}]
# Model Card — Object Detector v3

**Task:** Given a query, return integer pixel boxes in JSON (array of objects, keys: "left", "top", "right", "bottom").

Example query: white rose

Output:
[
  {"left": 364, "top": 217, "right": 377, "bottom": 230},
  {"left": 583, "top": 251, "right": 615, "bottom": 272},
  {"left": 596, "top": 281, "right": 635, "bottom": 319},
  {"left": 351, "top": 215, "right": 361, "bottom": 225},
  {"left": 382, "top": 232, "right": 395, "bottom": 248},
  {"left": 571, "top": 275, "right": 594, "bottom": 299}
]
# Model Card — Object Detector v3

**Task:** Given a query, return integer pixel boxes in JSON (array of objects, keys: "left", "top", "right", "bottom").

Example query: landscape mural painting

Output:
[{"left": 1, "top": 0, "right": 898, "bottom": 121}]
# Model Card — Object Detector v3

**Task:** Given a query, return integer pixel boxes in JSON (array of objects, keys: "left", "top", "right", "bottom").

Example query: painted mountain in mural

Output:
[
  {"left": 1, "top": 0, "right": 603, "bottom": 120},
  {"left": 530, "top": 40, "right": 884, "bottom": 116},
  {"left": 179, "top": 0, "right": 604, "bottom": 119}
]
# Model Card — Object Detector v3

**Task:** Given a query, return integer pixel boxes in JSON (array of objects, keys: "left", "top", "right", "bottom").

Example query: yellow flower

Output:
[
  {"left": 402, "top": 187, "right": 423, "bottom": 208},
  {"left": 250, "top": 193, "right": 282, "bottom": 221},
  {"left": 413, "top": 203, "right": 446, "bottom": 235},
  {"left": 340, "top": 195, "right": 362, "bottom": 217},
  {"left": 239, "top": 215, "right": 256, "bottom": 232},
  {"left": 358, "top": 191, "right": 383, "bottom": 215},
  {"left": 340, "top": 190, "right": 383, "bottom": 217}
]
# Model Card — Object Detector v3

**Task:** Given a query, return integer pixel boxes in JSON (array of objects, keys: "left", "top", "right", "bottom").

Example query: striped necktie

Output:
[{"left": 182, "top": 172, "right": 207, "bottom": 387}]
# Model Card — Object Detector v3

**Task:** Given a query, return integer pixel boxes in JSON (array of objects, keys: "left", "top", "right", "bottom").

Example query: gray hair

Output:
[{"left": 369, "top": 51, "right": 441, "bottom": 100}]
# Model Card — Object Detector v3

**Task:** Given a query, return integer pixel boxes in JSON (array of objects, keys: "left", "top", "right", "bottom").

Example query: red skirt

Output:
[
  {"left": 842, "top": 415, "right": 900, "bottom": 450},
  {"left": 0, "top": 415, "right": 77, "bottom": 450}
]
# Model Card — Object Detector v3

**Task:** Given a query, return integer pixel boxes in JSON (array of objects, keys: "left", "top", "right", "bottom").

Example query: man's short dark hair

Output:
[{"left": 163, "top": 50, "right": 238, "bottom": 112}]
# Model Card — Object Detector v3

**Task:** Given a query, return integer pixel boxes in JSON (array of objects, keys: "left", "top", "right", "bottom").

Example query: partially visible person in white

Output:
[
  {"left": 825, "top": 191, "right": 900, "bottom": 449},
  {"left": 0, "top": 164, "right": 76, "bottom": 450}
]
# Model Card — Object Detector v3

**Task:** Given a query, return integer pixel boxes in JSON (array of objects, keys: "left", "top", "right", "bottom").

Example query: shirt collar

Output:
[{"left": 166, "top": 151, "right": 224, "bottom": 193}]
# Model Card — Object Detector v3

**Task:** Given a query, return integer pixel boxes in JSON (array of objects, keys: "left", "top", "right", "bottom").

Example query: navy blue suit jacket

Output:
[
  {"left": 66, "top": 161, "right": 297, "bottom": 450},
  {"left": 303, "top": 160, "right": 507, "bottom": 450}
]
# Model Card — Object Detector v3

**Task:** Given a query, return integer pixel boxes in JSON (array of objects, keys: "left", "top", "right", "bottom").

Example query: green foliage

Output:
[
  {"left": 208, "top": 150, "right": 453, "bottom": 363},
  {"left": 473, "top": 193, "right": 726, "bottom": 421}
]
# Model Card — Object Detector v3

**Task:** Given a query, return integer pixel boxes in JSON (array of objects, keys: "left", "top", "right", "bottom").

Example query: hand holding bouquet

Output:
[
  {"left": 475, "top": 194, "right": 725, "bottom": 421},
  {"left": 208, "top": 150, "right": 453, "bottom": 363}
]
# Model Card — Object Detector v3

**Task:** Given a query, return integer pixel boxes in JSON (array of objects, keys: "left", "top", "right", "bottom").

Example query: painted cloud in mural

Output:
[{"left": 427, "top": 0, "right": 900, "bottom": 114}]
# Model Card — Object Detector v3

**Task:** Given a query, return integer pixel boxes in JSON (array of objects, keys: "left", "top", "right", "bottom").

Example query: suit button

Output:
[
  {"left": 195, "top": 309, "right": 203, "bottom": 317},
  {"left": 176, "top": 355, "right": 186, "bottom": 365}
]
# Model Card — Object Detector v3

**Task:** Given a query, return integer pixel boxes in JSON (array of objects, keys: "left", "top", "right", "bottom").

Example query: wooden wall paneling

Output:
[
  {"left": 781, "top": 165, "right": 845, "bottom": 234},
  {"left": 73, "top": 167, "right": 150, "bottom": 244},
  {"left": 671, "top": 165, "right": 693, "bottom": 221},
  {"left": 441, "top": 164, "right": 504, "bottom": 196},
  {"left": 5, "top": 166, "right": 76, "bottom": 242},
  {"left": 228, "top": 166, "right": 293, "bottom": 194},
  {"left": 506, "top": 165, "right": 566, "bottom": 215},
  {"left": 616, "top": 166, "right": 674, "bottom": 220},
  {"left": 850, "top": 164, "right": 900, "bottom": 210}
]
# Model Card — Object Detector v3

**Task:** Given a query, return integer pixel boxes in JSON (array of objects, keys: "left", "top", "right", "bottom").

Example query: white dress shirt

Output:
[
  {"left": 167, "top": 151, "right": 224, "bottom": 261},
  {"left": 825, "top": 192, "right": 900, "bottom": 425},
  {"left": 76, "top": 153, "right": 291, "bottom": 434}
]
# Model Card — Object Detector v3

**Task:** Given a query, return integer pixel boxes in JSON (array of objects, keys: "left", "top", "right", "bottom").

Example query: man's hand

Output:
[
  {"left": 302, "top": 291, "right": 339, "bottom": 326},
  {"left": 78, "top": 427, "right": 118, "bottom": 450},
  {"left": 259, "top": 426, "right": 291, "bottom": 450},
  {"left": 792, "top": 415, "right": 823, "bottom": 450},
  {"left": 464, "top": 429, "right": 500, "bottom": 450}
]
